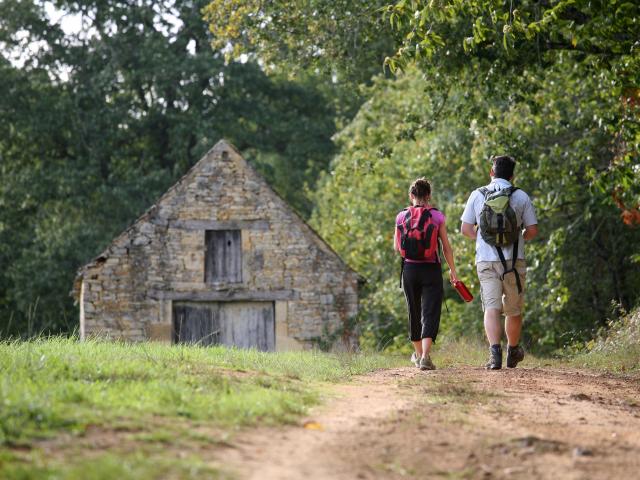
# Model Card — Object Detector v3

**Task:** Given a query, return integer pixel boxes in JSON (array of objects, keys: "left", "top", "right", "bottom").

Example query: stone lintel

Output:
[
  {"left": 147, "top": 289, "right": 298, "bottom": 302},
  {"left": 151, "top": 218, "right": 270, "bottom": 231}
]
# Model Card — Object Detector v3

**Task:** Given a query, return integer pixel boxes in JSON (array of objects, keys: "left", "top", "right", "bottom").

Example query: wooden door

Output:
[
  {"left": 173, "top": 301, "right": 275, "bottom": 351},
  {"left": 216, "top": 302, "right": 275, "bottom": 351},
  {"left": 172, "top": 302, "right": 221, "bottom": 346},
  {"left": 205, "top": 230, "right": 242, "bottom": 283}
]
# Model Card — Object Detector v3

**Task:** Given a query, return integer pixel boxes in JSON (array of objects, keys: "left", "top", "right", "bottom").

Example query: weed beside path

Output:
[{"left": 0, "top": 338, "right": 404, "bottom": 479}]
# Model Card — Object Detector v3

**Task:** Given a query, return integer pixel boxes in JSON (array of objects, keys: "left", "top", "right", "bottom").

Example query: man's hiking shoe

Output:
[
  {"left": 506, "top": 345, "right": 525, "bottom": 368},
  {"left": 410, "top": 352, "right": 420, "bottom": 368},
  {"left": 485, "top": 345, "right": 502, "bottom": 370},
  {"left": 420, "top": 355, "right": 436, "bottom": 371}
]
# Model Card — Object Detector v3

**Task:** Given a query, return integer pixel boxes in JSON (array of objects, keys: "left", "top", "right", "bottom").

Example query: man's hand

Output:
[
  {"left": 449, "top": 269, "right": 459, "bottom": 285},
  {"left": 460, "top": 222, "right": 477, "bottom": 240}
]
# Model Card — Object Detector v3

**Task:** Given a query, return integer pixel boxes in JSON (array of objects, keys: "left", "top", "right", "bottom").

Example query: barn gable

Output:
[{"left": 72, "top": 140, "right": 359, "bottom": 350}]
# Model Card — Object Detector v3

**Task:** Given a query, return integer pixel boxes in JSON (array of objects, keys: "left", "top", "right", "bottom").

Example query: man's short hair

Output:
[{"left": 492, "top": 155, "right": 516, "bottom": 180}]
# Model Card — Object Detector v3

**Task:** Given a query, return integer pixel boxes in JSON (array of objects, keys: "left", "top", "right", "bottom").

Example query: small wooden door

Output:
[
  {"left": 205, "top": 230, "right": 242, "bottom": 283},
  {"left": 173, "top": 301, "right": 275, "bottom": 351}
]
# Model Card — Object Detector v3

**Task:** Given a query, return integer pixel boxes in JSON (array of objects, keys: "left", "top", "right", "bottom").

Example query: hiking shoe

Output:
[
  {"left": 410, "top": 352, "right": 420, "bottom": 368},
  {"left": 506, "top": 345, "right": 525, "bottom": 368},
  {"left": 420, "top": 355, "right": 436, "bottom": 371},
  {"left": 485, "top": 345, "right": 502, "bottom": 370}
]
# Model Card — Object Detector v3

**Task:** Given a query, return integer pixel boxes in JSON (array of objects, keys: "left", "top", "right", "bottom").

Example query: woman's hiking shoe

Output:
[
  {"left": 506, "top": 345, "right": 525, "bottom": 368},
  {"left": 420, "top": 355, "right": 436, "bottom": 371},
  {"left": 485, "top": 345, "right": 502, "bottom": 370},
  {"left": 410, "top": 352, "right": 420, "bottom": 368}
]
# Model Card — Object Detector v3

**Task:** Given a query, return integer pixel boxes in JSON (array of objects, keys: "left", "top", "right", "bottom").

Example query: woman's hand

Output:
[{"left": 449, "top": 269, "right": 459, "bottom": 285}]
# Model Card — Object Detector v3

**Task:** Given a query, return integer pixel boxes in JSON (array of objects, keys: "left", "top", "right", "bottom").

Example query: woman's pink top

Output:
[{"left": 395, "top": 207, "right": 446, "bottom": 263}]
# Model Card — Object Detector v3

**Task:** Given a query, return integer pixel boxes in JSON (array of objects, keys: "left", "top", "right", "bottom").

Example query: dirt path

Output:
[{"left": 216, "top": 366, "right": 640, "bottom": 480}]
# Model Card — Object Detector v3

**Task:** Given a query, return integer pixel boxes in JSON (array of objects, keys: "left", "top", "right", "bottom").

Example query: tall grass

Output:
[{"left": 569, "top": 307, "right": 640, "bottom": 373}]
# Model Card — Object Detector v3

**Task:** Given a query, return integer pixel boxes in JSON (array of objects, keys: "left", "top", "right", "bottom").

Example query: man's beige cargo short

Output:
[{"left": 476, "top": 259, "right": 526, "bottom": 316}]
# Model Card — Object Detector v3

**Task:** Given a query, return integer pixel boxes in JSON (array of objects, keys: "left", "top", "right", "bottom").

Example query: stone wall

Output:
[{"left": 75, "top": 141, "right": 359, "bottom": 350}]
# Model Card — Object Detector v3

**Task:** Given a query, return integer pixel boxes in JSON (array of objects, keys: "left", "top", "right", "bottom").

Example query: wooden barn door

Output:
[
  {"left": 173, "top": 301, "right": 275, "bottom": 351},
  {"left": 172, "top": 302, "right": 221, "bottom": 346}
]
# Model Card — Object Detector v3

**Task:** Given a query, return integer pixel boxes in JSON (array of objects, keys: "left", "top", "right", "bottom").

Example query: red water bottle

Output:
[{"left": 454, "top": 280, "right": 474, "bottom": 302}]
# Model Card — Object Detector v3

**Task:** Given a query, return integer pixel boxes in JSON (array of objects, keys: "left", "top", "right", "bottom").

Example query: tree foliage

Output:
[
  {"left": 384, "top": 0, "right": 640, "bottom": 63},
  {"left": 311, "top": 62, "right": 640, "bottom": 350},
  {"left": 203, "top": 0, "right": 397, "bottom": 85},
  {"left": 383, "top": 0, "right": 640, "bottom": 221},
  {"left": 0, "top": 0, "right": 336, "bottom": 335}
]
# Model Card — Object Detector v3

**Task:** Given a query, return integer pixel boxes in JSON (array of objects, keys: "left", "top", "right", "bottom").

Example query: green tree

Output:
[
  {"left": 0, "top": 0, "right": 336, "bottom": 335},
  {"left": 203, "top": 0, "right": 396, "bottom": 85},
  {"left": 312, "top": 63, "right": 640, "bottom": 350},
  {"left": 383, "top": 0, "right": 640, "bottom": 221},
  {"left": 383, "top": 0, "right": 640, "bottom": 66}
]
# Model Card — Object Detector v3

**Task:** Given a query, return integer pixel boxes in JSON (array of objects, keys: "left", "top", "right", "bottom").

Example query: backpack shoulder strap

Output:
[
  {"left": 416, "top": 207, "right": 432, "bottom": 230},
  {"left": 507, "top": 186, "right": 519, "bottom": 197},
  {"left": 479, "top": 187, "right": 491, "bottom": 198},
  {"left": 403, "top": 208, "right": 413, "bottom": 231}
]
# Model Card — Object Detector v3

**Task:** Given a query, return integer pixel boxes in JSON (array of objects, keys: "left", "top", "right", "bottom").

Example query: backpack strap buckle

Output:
[{"left": 496, "top": 241, "right": 523, "bottom": 294}]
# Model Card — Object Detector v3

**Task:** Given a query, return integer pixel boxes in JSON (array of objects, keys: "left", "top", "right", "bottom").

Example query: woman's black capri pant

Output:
[{"left": 402, "top": 262, "right": 444, "bottom": 342}]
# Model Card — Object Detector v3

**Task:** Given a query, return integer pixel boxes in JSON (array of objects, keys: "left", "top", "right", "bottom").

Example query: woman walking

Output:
[{"left": 395, "top": 178, "right": 458, "bottom": 370}]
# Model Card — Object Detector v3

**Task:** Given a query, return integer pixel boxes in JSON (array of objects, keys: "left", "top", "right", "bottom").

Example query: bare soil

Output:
[{"left": 216, "top": 366, "right": 640, "bottom": 480}]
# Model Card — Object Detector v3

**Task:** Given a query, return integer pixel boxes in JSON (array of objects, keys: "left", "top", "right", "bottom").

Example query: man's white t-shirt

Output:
[{"left": 461, "top": 178, "right": 538, "bottom": 264}]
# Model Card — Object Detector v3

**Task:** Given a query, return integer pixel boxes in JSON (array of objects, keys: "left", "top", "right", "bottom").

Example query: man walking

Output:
[{"left": 460, "top": 156, "right": 538, "bottom": 369}]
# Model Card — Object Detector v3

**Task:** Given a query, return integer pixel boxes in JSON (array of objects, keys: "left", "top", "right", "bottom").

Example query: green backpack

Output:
[
  {"left": 478, "top": 186, "right": 523, "bottom": 293},
  {"left": 479, "top": 186, "right": 519, "bottom": 247}
]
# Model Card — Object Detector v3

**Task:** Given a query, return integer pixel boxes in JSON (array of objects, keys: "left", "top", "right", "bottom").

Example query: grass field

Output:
[
  {"left": 1, "top": 332, "right": 637, "bottom": 479},
  {"left": 0, "top": 338, "right": 405, "bottom": 479}
]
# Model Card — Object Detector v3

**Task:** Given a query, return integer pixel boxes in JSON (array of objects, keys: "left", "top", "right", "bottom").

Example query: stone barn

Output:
[{"left": 71, "top": 140, "right": 360, "bottom": 351}]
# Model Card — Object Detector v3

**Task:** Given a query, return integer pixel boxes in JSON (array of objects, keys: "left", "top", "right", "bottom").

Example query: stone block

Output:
[
  {"left": 139, "top": 222, "right": 155, "bottom": 235},
  {"left": 320, "top": 294, "right": 334, "bottom": 305},
  {"left": 146, "top": 323, "right": 173, "bottom": 342}
]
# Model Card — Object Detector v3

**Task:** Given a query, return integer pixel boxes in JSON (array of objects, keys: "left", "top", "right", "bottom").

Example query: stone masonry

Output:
[{"left": 71, "top": 140, "right": 360, "bottom": 350}]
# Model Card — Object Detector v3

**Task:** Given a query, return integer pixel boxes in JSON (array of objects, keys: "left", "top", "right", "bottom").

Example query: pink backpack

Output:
[{"left": 397, "top": 206, "right": 439, "bottom": 260}]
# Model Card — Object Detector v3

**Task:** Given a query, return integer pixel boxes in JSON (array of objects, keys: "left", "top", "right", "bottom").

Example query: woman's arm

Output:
[
  {"left": 438, "top": 222, "right": 459, "bottom": 284},
  {"left": 523, "top": 224, "right": 538, "bottom": 241},
  {"left": 394, "top": 225, "right": 401, "bottom": 252}
]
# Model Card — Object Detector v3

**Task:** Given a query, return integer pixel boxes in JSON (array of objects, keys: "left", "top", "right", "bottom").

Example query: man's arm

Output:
[
  {"left": 460, "top": 191, "right": 478, "bottom": 240},
  {"left": 461, "top": 222, "right": 477, "bottom": 240},
  {"left": 521, "top": 192, "right": 538, "bottom": 241}
]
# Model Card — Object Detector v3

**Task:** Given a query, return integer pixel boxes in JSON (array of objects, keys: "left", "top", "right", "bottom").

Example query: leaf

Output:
[
  {"left": 419, "top": 7, "right": 429, "bottom": 27},
  {"left": 303, "top": 420, "right": 324, "bottom": 431}
]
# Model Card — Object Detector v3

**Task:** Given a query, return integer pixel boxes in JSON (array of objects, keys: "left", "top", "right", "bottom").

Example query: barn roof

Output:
[{"left": 70, "top": 139, "right": 362, "bottom": 301}]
